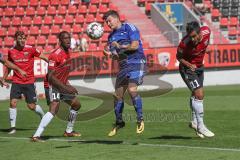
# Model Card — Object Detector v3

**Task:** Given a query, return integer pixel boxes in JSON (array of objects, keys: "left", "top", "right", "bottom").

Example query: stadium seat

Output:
[
  {"left": 212, "top": 0, "right": 220, "bottom": 8},
  {"left": 33, "top": 16, "right": 43, "bottom": 25},
  {"left": 51, "top": 25, "right": 60, "bottom": 35},
  {"left": 4, "top": 37, "right": 14, "bottom": 47},
  {"left": 229, "top": 17, "right": 238, "bottom": 27},
  {"left": 26, "top": 7, "right": 35, "bottom": 16},
  {"left": 0, "top": 8, "right": 3, "bottom": 17},
  {"left": 19, "top": 26, "right": 29, "bottom": 34},
  {"left": 231, "top": 0, "right": 240, "bottom": 6},
  {"left": 65, "top": 15, "right": 74, "bottom": 24},
  {"left": 51, "top": 0, "right": 60, "bottom": 6},
  {"left": 15, "top": 7, "right": 25, "bottom": 17},
  {"left": 22, "top": 17, "right": 32, "bottom": 26},
  {"left": 44, "top": 45, "right": 54, "bottom": 52},
  {"left": 44, "top": 16, "right": 53, "bottom": 25},
  {"left": 75, "top": 15, "right": 84, "bottom": 24},
  {"left": 99, "top": 5, "right": 109, "bottom": 14},
  {"left": 58, "top": 6, "right": 67, "bottom": 15},
  {"left": 36, "top": 46, "right": 43, "bottom": 52},
  {"left": 0, "top": 39, "right": 2, "bottom": 47},
  {"left": 230, "top": 7, "right": 238, "bottom": 17},
  {"left": 221, "top": 8, "right": 229, "bottom": 17},
  {"left": 211, "top": 9, "right": 220, "bottom": 22},
  {"left": 30, "top": 26, "right": 39, "bottom": 36},
  {"left": 0, "top": 0, "right": 7, "bottom": 8},
  {"left": 37, "top": 7, "right": 46, "bottom": 16},
  {"left": 19, "top": 0, "right": 28, "bottom": 8},
  {"left": 78, "top": 5, "right": 87, "bottom": 15},
  {"left": 101, "top": 33, "right": 108, "bottom": 42},
  {"left": 145, "top": 3, "right": 151, "bottom": 15},
  {"left": 120, "top": 14, "right": 126, "bottom": 22},
  {"left": 62, "top": 25, "right": 71, "bottom": 32},
  {"left": 12, "top": 17, "right": 22, "bottom": 26},
  {"left": 37, "top": 36, "right": 46, "bottom": 45},
  {"left": 47, "top": 6, "right": 56, "bottom": 16},
  {"left": 103, "top": 24, "right": 111, "bottom": 32},
  {"left": 101, "top": 0, "right": 110, "bottom": 5},
  {"left": 61, "top": 0, "right": 69, "bottom": 6},
  {"left": 8, "top": 0, "right": 17, "bottom": 7},
  {"left": 96, "top": 14, "right": 104, "bottom": 23},
  {"left": 0, "top": 28, "right": 6, "bottom": 37},
  {"left": 221, "top": 0, "right": 230, "bottom": 8},
  {"left": 109, "top": 4, "right": 118, "bottom": 11},
  {"left": 228, "top": 27, "right": 237, "bottom": 40},
  {"left": 4, "top": 8, "right": 14, "bottom": 17},
  {"left": 40, "top": 26, "right": 50, "bottom": 35},
  {"left": 68, "top": 5, "right": 77, "bottom": 15},
  {"left": 30, "top": 0, "right": 39, "bottom": 7},
  {"left": 40, "top": 0, "right": 50, "bottom": 7},
  {"left": 220, "top": 17, "right": 228, "bottom": 30},
  {"left": 26, "top": 36, "right": 36, "bottom": 46},
  {"left": 0, "top": 48, "right": 9, "bottom": 55},
  {"left": 91, "top": 0, "right": 100, "bottom": 6},
  {"left": 8, "top": 27, "right": 17, "bottom": 37},
  {"left": 54, "top": 16, "right": 64, "bottom": 25},
  {"left": 72, "top": 25, "right": 82, "bottom": 34},
  {"left": 86, "top": 14, "right": 95, "bottom": 23},
  {"left": 88, "top": 43, "right": 97, "bottom": 51},
  {"left": 1, "top": 17, "right": 11, "bottom": 27},
  {"left": 48, "top": 35, "right": 57, "bottom": 45},
  {"left": 89, "top": 5, "right": 98, "bottom": 14}
]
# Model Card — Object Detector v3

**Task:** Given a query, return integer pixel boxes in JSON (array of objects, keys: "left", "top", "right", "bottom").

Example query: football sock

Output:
[
  {"left": 192, "top": 98, "right": 204, "bottom": 128},
  {"left": 34, "top": 105, "right": 45, "bottom": 118},
  {"left": 114, "top": 100, "right": 124, "bottom": 122},
  {"left": 9, "top": 108, "right": 17, "bottom": 128},
  {"left": 33, "top": 112, "right": 54, "bottom": 137},
  {"left": 132, "top": 95, "right": 143, "bottom": 122},
  {"left": 66, "top": 109, "right": 78, "bottom": 133},
  {"left": 190, "top": 96, "right": 197, "bottom": 124}
]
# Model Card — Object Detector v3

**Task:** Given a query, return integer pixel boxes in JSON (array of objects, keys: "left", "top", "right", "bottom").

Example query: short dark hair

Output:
[
  {"left": 14, "top": 31, "right": 25, "bottom": 38},
  {"left": 58, "top": 31, "right": 70, "bottom": 40},
  {"left": 103, "top": 10, "right": 120, "bottom": 20},
  {"left": 186, "top": 21, "right": 200, "bottom": 34}
]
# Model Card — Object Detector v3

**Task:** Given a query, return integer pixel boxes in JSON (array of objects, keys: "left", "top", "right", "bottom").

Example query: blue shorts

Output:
[{"left": 115, "top": 59, "right": 146, "bottom": 88}]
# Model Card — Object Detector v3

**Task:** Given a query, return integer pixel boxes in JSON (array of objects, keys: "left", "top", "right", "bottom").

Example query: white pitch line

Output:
[{"left": 1, "top": 136, "right": 240, "bottom": 152}]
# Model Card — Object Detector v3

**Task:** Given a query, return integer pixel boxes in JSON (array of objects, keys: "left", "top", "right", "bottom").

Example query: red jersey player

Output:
[
  {"left": 177, "top": 21, "right": 214, "bottom": 138},
  {"left": 3, "top": 31, "right": 48, "bottom": 134},
  {"left": 32, "top": 31, "right": 81, "bottom": 142}
]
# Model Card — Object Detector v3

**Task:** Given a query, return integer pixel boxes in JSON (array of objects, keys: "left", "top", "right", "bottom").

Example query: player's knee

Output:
[
  {"left": 194, "top": 93, "right": 204, "bottom": 100},
  {"left": 113, "top": 94, "right": 123, "bottom": 101},
  {"left": 27, "top": 104, "right": 36, "bottom": 110}
]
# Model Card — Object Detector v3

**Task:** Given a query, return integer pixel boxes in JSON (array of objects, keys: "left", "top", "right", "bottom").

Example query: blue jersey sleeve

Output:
[{"left": 125, "top": 23, "right": 140, "bottom": 41}]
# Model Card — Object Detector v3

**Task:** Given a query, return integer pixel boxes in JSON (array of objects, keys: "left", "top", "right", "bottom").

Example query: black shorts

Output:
[
  {"left": 179, "top": 65, "right": 204, "bottom": 91},
  {"left": 44, "top": 87, "right": 51, "bottom": 106},
  {"left": 10, "top": 83, "right": 37, "bottom": 104},
  {"left": 48, "top": 86, "right": 76, "bottom": 103}
]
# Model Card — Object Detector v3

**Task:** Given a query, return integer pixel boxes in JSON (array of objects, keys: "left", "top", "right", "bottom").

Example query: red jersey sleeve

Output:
[
  {"left": 32, "top": 47, "right": 41, "bottom": 57},
  {"left": 48, "top": 53, "right": 59, "bottom": 71}
]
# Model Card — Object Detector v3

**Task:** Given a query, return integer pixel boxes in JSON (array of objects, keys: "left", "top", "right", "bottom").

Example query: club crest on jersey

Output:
[
  {"left": 158, "top": 52, "right": 170, "bottom": 67},
  {"left": 24, "top": 52, "right": 29, "bottom": 56}
]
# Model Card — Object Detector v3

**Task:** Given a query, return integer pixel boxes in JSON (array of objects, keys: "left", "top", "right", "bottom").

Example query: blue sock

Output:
[
  {"left": 132, "top": 95, "right": 143, "bottom": 121},
  {"left": 114, "top": 100, "right": 124, "bottom": 122}
]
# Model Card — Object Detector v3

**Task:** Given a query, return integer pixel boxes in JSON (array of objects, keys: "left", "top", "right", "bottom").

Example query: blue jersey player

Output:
[{"left": 103, "top": 10, "right": 146, "bottom": 136}]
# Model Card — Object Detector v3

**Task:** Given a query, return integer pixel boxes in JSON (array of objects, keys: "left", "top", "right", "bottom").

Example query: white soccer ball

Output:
[{"left": 86, "top": 22, "right": 104, "bottom": 40}]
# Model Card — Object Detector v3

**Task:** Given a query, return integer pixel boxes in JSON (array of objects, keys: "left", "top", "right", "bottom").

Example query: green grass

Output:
[{"left": 0, "top": 85, "right": 240, "bottom": 160}]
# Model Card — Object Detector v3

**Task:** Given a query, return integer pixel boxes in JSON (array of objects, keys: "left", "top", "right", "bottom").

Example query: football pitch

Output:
[{"left": 0, "top": 85, "right": 240, "bottom": 160}]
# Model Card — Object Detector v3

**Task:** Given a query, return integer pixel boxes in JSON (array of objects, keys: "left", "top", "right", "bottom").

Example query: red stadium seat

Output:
[
  {"left": 1, "top": 17, "right": 11, "bottom": 27},
  {"left": 78, "top": 5, "right": 87, "bottom": 15},
  {"left": 220, "top": 18, "right": 228, "bottom": 30},
  {"left": 68, "top": 5, "right": 77, "bottom": 15},
  {"left": 72, "top": 25, "right": 82, "bottom": 34},
  {"left": 36, "top": 7, "right": 46, "bottom": 16},
  {"left": 211, "top": 9, "right": 220, "bottom": 22},
  {"left": 30, "top": 26, "right": 39, "bottom": 36},
  {"left": 101, "top": 33, "right": 108, "bottom": 42},
  {"left": 51, "top": 25, "right": 60, "bottom": 34},
  {"left": 26, "top": 7, "right": 35, "bottom": 16},
  {"left": 26, "top": 36, "right": 36, "bottom": 46},
  {"left": 0, "top": 48, "right": 9, "bottom": 55},
  {"left": 88, "top": 43, "right": 97, "bottom": 51},
  {"left": 65, "top": 15, "right": 74, "bottom": 24},
  {"left": 19, "top": 26, "right": 29, "bottom": 35},
  {"left": 61, "top": 0, "right": 69, "bottom": 6},
  {"left": 58, "top": 6, "right": 67, "bottom": 15},
  {"left": 120, "top": 14, "right": 126, "bottom": 22},
  {"left": 91, "top": 0, "right": 100, "bottom": 6},
  {"left": 19, "top": 0, "right": 28, "bottom": 7},
  {"left": 33, "top": 16, "right": 42, "bottom": 25},
  {"left": 103, "top": 24, "right": 111, "bottom": 32},
  {"left": 22, "top": 17, "right": 32, "bottom": 26},
  {"left": 229, "top": 17, "right": 238, "bottom": 27},
  {"left": 54, "top": 16, "right": 64, "bottom": 25},
  {"left": 75, "top": 15, "right": 84, "bottom": 24},
  {"left": 228, "top": 27, "right": 237, "bottom": 40},
  {"left": 50, "top": 0, "right": 60, "bottom": 6},
  {"left": 4, "top": 8, "right": 14, "bottom": 17},
  {"left": 145, "top": 2, "right": 151, "bottom": 15},
  {"left": 89, "top": 5, "right": 98, "bottom": 14},
  {"left": 101, "top": 0, "right": 110, "bottom": 5},
  {"left": 8, "top": 27, "right": 17, "bottom": 37},
  {"left": 0, "top": 39, "right": 2, "bottom": 47},
  {"left": 40, "top": 0, "right": 50, "bottom": 7},
  {"left": 0, "top": 0, "right": 7, "bottom": 8},
  {"left": 0, "top": 8, "right": 3, "bottom": 17},
  {"left": 8, "top": 0, "right": 17, "bottom": 7},
  {"left": 99, "top": 5, "right": 108, "bottom": 14},
  {"left": 109, "top": 4, "right": 118, "bottom": 11},
  {"left": 40, "top": 26, "right": 50, "bottom": 35},
  {"left": 15, "top": 7, "right": 25, "bottom": 17},
  {"left": 4, "top": 37, "right": 14, "bottom": 47},
  {"left": 44, "top": 16, "right": 53, "bottom": 25},
  {"left": 12, "top": 17, "right": 21, "bottom": 26},
  {"left": 30, "top": 0, "right": 39, "bottom": 7},
  {"left": 47, "top": 6, "right": 56, "bottom": 15},
  {"left": 48, "top": 35, "right": 57, "bottom": 45},
  {"left": 0, "top": 28, "right": 6, "bottom": 37},
  {"left": 37, "top": 36, "right": 46, "bottom": 45},
  {"left": 86, "top": 14, "right": 95, "bottom": 23},
  {"left": 44, "top": 45, "right": 54, "bottom": 53},
  {"left": 36, "top": 46, "right": 43, "bottom": 53},
  {"left": 96, "top": 14, "right": 104, "bottom": 23},
  {"left": 62, "top": 25, "right": 71, "bottom": 32}
]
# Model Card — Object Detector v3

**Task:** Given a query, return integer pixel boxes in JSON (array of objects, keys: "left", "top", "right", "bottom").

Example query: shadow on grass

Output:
[
  {"left": 0, "top": 128, "right": 33, "bottom": 132},
  {"left": 69, "top": 139, "right": 123, "bottom": 145},
  {"left": 149, "top": 135, "right": 193, "bottom": 140}
]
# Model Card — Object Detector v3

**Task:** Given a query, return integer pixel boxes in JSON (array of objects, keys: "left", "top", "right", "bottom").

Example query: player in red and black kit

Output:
[
  {"left": 3, "top": 31, "right": 48, "bottom": 134},
  {"left": 32, "top": 31, "right": 81, "bottom": 142},
  {"left": 177, "top": 21, "right": 214, "bottom": 138}
]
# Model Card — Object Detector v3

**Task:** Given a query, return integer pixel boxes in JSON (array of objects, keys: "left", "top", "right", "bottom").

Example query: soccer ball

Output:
[{"left": 86, "top": 22, "right": 104, "bottom": 40}]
